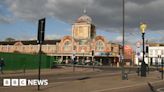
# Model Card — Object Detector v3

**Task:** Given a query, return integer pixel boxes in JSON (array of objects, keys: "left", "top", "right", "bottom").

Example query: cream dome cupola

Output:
[{"left": 76, "top": 9, "right": 92, "bottom": 23}]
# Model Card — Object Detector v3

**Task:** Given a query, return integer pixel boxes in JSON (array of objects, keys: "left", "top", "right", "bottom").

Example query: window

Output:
[
  {"left": 79, "top": 40, "right": 83, "bottom": 45},
  {"left": 79, "top": 40, "right": 87, "bottom": 45},
  {"left": 155, "top": 50, "right": 158, "bottom": 56},
  {"left": 22, "top": 46, "right": 25, "bottom": 51},
  {"left": 149, "top": 50, "right": 153, "bottom": 56},
  {"left": 63, "top": 40, "right": 72, "bottom": 51},
  {"left": 162, "top": 50, "right": 164, "bottom": 55},
  {"left": 96, "top": 40, "right": 105, "bottom": 51}
]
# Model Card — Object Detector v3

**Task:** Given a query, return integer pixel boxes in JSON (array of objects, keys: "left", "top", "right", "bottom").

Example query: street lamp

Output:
[{"left": 140, "top": 22, "right": 147, "bottom": 77}]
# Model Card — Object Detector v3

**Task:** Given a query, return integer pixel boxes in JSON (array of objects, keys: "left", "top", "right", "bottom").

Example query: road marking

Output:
[
  {"left": 91, "top": 80, "right": 164, "bottom": 92},
  {"left": 157, "top": 88, "right": 164, "bottom": 92},
  {"left": 91, "top": 83, "right": 147, "bottom": 92},
  {"left": 49, "top": 81, "right": 68, "bottom": 85}
]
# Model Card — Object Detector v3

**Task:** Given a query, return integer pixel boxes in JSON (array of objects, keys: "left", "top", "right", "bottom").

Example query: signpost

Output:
[
  {"left": 136, "top": 41, "right": 141, "bottom": 66},
  {"left": 136, "top": 41, "right": 141, "bottom": 76},
  {"left": 37, "top": 18, "right": 46, "bottom": 91}
]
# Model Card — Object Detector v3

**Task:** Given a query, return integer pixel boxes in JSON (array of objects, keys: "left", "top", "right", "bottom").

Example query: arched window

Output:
[
  {"left": 63, "top": 40, "right": 72, "bottom": 51},
  {"left": 96, "top": 40, "right": 105, "bottom": 51}
]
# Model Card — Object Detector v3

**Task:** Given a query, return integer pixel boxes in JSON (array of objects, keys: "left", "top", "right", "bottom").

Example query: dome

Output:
[{"left": 76, "top": 15, "right": 92, "bottom": 23}]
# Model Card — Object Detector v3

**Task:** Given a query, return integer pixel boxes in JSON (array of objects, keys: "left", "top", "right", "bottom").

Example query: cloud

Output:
[
  {"left": 114, "top": 35, "right": 135, "bottom": 44},
  {"left": 4, "top": 0, "right": 48, "bottom": 22},
  {"left": 0, "top": 1, "right": 14, "bottom": 23},
  {"left": 25, "top": 34, "right": 63, "bottom": 40},
  {"left": 1, "top": 0, "right": 163, "bottom": 31},
  {"left": 45, "top": 34, "right": 63, "bottom": 40},
  {"left": 13, "top": 34, "right": 63, "bottom": 41},
  {"left": 0, "top": 15, "right": 13, "bottom": 23},
  {"left": 0, "top": 0, "right": 164, "bottom": 47},
  {"left": 148, "top": 36, "right": 164, "bottom": 43},
  {"left": 115, "top": 36, "right": 123, "bottom": 43}
]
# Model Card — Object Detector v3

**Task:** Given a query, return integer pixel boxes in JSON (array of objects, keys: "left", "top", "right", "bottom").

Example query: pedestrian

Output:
[{"left": 0, "top": 58, "right": 5, "bottom": 74}]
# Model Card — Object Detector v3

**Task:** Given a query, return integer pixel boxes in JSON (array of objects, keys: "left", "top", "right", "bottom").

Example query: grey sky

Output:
[
  {"left": 0, "top": 0, "right": 164, "bottom": 46},
  {"left": 2, "top": 0, "right": 163, "bottom": 30}
]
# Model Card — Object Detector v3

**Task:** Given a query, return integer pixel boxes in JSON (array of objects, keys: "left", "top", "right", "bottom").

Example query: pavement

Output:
[{"left": 0, "top": 66, "right": 164, "bottom": 92}]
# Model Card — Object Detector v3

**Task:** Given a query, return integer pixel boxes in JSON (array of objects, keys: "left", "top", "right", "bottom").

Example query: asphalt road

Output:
[
  {"left": 1, "top": 72, "right": 163, "bottom": 92},
  {"left": 0, "top": 67, "right": 139, "bottom": 84},
  {"left": 92, "top": 80, "right": 164, "bottom": 92},
  {"left": 0, "top": 66, "right": 163, "bottom": 92}
]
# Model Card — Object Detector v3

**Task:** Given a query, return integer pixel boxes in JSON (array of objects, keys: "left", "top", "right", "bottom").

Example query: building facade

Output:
[
  {"left": 0, "top": 13, "right": 134, "bottom": 65},
  {"left": 134, "top": 43, "right": 164, "bottom": 66}
]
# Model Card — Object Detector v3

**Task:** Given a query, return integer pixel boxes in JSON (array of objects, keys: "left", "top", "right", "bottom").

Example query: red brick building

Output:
[{"left": 0, "top": 13, "right": 134, "bottom": 66}]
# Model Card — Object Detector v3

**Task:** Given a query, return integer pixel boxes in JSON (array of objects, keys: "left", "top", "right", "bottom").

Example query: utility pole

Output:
[{"left": 121, "top": 0, "right": 126, "bottom": 80}]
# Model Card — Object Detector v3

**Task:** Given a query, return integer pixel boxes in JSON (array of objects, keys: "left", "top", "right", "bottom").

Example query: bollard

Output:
[{"left": 137, "top": 67, "right": 140, "bottom": 76}]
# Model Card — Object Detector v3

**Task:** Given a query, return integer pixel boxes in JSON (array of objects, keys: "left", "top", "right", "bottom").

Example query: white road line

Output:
[
  {"left": 49, "top": 81, "right": 68, "bottom": 85},
  {"left": 91, "top": 80, "right": 164, "bottom": 92},
  {"left": 91, "top": 83, "right": 147, "bottom": 92},
  {"left": 157, "top": 87, "right": 164, "bottom": 92}
]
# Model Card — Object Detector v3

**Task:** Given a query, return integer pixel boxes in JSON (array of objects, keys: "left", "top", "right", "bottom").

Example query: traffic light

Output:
[
  {"left": 37, "top": 18, "right": 46, "bottom": 44},
  {"left": 146, "top": 46, "right": 149, "bottom": 53}
]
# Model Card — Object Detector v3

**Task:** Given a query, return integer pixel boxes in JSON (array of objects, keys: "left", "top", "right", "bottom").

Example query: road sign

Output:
[
  {"left": 37, "top": 18, "right": 46, "bottom": 44},
  {"left": 136, "top": 41, "right": 141, "bottom": 48},
  {"left": 137, "top": 52, "right": 140, "bottom": 56}
]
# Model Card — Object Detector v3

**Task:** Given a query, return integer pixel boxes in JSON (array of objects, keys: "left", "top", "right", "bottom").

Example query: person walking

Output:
[{"left": 0, "top": 58, "right": 5, "bottom": 74}]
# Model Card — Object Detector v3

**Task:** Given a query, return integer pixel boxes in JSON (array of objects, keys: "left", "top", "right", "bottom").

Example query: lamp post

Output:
[
  {"left": 140, "top": 22, "right": 147, "bottom": 77},
  {"left": 121, "top": 0, "right": 126, "bottom": 80}
]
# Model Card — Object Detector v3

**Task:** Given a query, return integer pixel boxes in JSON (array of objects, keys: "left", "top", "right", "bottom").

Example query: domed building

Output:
[
  {"left": 76, "top": 15, "right": 92, "bottom": 23},
  {"left": 53, "top": 12, "right": 121, "bottom": 65},
  {"left": 0, "top": 12, "right": 134, "bottom": 66}
]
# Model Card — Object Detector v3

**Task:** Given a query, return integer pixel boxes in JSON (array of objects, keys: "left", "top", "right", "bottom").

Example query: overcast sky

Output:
[{"left": 0, "top": 0, "right": 164, "bottom": 48}]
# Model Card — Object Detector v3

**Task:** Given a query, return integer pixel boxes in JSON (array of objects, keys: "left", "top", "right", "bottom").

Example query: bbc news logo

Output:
[{"left": 3, "top": 79, "right": 48, "bottom": 86}]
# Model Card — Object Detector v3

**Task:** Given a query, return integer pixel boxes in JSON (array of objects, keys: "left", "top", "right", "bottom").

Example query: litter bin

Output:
[{"left": 124, "top": 73, "right": 128, "bottom": 80}]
